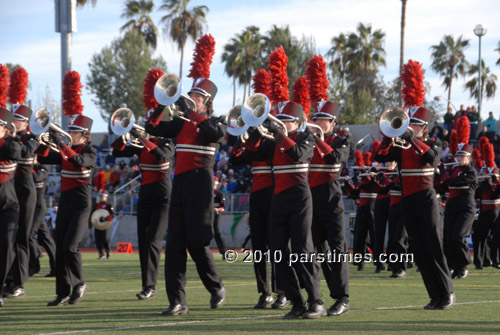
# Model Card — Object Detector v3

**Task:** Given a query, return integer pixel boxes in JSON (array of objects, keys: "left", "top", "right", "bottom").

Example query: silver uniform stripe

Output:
[
  {"left": 140, "top": 162, "right": 170, "bottom": 171},
  {"left": 61, "top": 170, "right": 92, "bottom": 178},
  {"left": 389, "top": 191, "right": 401, "bottom": 196},
  {"left": 0, "top": 163, "right": 17, "bottom": 173},
  {"left": 309, "top": 164, "right": 341, "bottom": 172},
  {"left": 35, "top": 182, "right": 44, "bottom": 188},
  {"left": 482, "top": 199, "right": 500, "bottom": 205},
  {"left": 274, "top": 168, "right": 309, "bottom": 174},
  {"left": 273, "top": 164, "right": 309, "bottom": 174},
  {"left": 251, "top": 167, "right": 272, "bottom": 174},
  {"left": 360, "top": 193, "right": 378, "bottom": 198},
  {"left": 448, "top": 186, "right": 470, "bottom": 190},
  {"left": 176, "top": 144, "right": 216, "bottom": 155},
  {"left": 400, "top": 172, "right": 435, "bottom": 176},
  {"left": 18, "top": 157, "right": 35, "bottom": 165}
]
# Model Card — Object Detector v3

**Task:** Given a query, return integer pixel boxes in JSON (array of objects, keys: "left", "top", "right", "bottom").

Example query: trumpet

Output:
[
  {"left": 241, "top": 93, "right": 288, "bottom": 138},
  {"left": 153, "top": 73, "right": 196, "bottom": 122},
  {"left": 6, "top": 123, "right": 16, "bottom": 137},
  {"left": 110, "top": 108, "right": 148, "bottom": 148},
  {"left": 225, "top": 105, "right": 250, "bottom": 140},
  {"left": 305, "top": 122, "right": 324, "bottom": 140},
  {"left": 379, "top": 107, "right": 411, "bottom": 149},
  {"left": 30, "top": 107, "right": 72, "bottom": 152}
]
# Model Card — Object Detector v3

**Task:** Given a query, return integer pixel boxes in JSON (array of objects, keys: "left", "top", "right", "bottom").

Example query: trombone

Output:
[
  {"left": 110, "top": 108, "right": 147, "bottom": 149},
  {"left": 153, "top": 73, "right": 196, "bottom": 122},
  {"left": 241, "top": 93, "right": 288, "bottom": 138},
  {"left": 379, "top": 107, "right": 412, "bottom": 150},
  {"left": 30, "top": 107, "right": 72, "bottom": 152}
]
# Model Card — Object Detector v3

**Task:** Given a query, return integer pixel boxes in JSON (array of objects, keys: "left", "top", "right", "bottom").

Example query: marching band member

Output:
[
  {"left": 29, "top": 160, "right": 56, "bottom": 277},
  {"left": 3, "top": 67, "right": 40, "bottom": 298},
  {"left": 92, "top": 190, "right": 114, "bottom": 260},
  {"left": 0, "top": 107, "right": 22, "bottom": 307},
  {"left": 442, "top": 116, "right": 478, "bottom": 279},
  {"left": 375, "top": 60, "right": 454, "bottom": 310},
  {"left": 112, "top": 68, "right": 174, "bottom": 300},
  {"left": 38, "top": 71, "right": 97, "bottom": 306},
  {"left": 308, "top": 100, "right": 351, "bottom": 316},
  {"left": 212, "top": 177, "right": 226, "bottom": 257},
  {"left": 146, "top": 35, "right": 226, "bottom": 316}
]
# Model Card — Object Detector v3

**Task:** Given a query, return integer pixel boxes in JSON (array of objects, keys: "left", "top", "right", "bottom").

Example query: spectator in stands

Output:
[
  {"left": 129, "top": 154, "right": 139, "bottom": 168},
  {"left": 103, "top": 165, "right": 112, "bottom": 186},
  {"left": 104, "top": 149, "right": 116, "bottom": 166},
  {"left": 443, "top": 107, "right": 454, "bottom": 132},
  {"left": 441, "top": 141, "right": 450, "bottom": 161},
  {"left": 46, "top": 181, "right": 60, "bottom": 196},
  {"left": 110, "top": 164, "right": 122, "bottom": 188},
  {"left": 467, "top": 106, "right": 481, "bottom": 141},
  {"left": 477, "top": 126, "right": 490, "bottom": 143},
  {"left": 484, "top": 112, "right": 496, "bottom": 141},
  {"left": 118, "top": 159, "right": 127, "bottom": 170},
  {"left": 429, "top": 122, "right": 444, "bottom": 140},
  {"left": 226, "top": 176, "right": 238, "bottom": 193}
]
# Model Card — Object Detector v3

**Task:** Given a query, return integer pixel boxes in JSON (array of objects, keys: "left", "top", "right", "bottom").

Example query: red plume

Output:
[
  {"left": 142, "top": 68, "right": 164, "bottom": 111},
  {"left": 268, "top": 46, "right": 289, "bottom": 105},
  {"left": 0, "top": 64, "right": 9, "bottom": 108},
  {"left": 478, "top": 136, "right": 490, "bottom": 150},
  {"left": 188, "top": 34, "right": 216, "bottom": 80},
  {"left": 354, "top": 150, "right": 365, "bottom": 167},
  {"left": 97, "top": 170, "right": 106, "bottom": 191},
  {"left": 305, "top": 55, "right": 329, "bottom": 103},
  {"left": 252, "top": 69, "right": 271, "bottom": 96},
  {"left": 455, "top": 116, "right": 470, "bottom": 145},
  {"left": 449, "top": 129, "right": 458, "bottom": 155},
  {"left": 370, "top": 140, "right": 381, "bottom": 157},
  {"left": 8, "top": 67, "right": 29, "bottom": 105},
  {"left": 401, "top": 60, "right": 425, "bottom": 108},
  {"left": 483, "top": 142, "right": 495, "bottom": 168},
  {"left": 62, "top": 70, "right": 84, "bottom": 116},
  {"left": 292, "top": 76, "right": 310, "bottom": 118},
  {"left": 364, "top": 152, "right": 372, "bottom": 166},
  {"left": 472, "top": 147, "right": 482, "bottom": 170}
]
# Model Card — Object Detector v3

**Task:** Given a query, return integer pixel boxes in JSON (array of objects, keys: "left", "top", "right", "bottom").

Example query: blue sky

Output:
[{"left": 1, "top": 0, "right": 500, "bottom": 132}]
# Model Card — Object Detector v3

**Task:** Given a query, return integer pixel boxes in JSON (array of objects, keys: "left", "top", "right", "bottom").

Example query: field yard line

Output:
[{"left": 36, "top": 299, "right": 500, "bottom": 335}]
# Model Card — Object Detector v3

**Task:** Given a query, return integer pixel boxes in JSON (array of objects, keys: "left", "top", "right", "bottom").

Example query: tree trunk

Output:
[
  {"left": 399, "top": 0, "right": 407, "bottom": 106},
  {"left": 242, "top": 83, "right": 247, "bottom": 105},
  {"left": 232, "top": 76, "right": 236, "bottom": 106},
  {"left": 447, "top": 67, "right": 454, "bottom": 112},
  {"left": 179, "top": 44, "right": 184, "bottom": 79}
]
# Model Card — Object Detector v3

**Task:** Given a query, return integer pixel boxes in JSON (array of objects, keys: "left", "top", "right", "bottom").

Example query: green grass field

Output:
[{"left": 1, "top": 252, "right": 500, "bottom": 335}]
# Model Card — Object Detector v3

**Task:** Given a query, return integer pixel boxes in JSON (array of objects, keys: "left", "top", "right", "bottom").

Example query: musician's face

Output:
[
  {"left": 314, "top": 118, "right": 334, "bottom": 133},
  {"left": 189, "top": 92, "right": 208, "bottom": 115},
  {"left": 0, "top": 124, "right": 7, "bottom": 139},
  {"left": 69, "top": 131, "right": 85, "bottom": 145},
  {"left": 13, "top": 119, "right": 28, "bottom": 132},
  {"left": 455, "top": 154, "right": 470, "bottom": 166},
  {"left": 283, "top": 120, "right": 299, "bottom": 133},
  {"left": 409, "top": 123, "right": 425, "bottom": 137}
]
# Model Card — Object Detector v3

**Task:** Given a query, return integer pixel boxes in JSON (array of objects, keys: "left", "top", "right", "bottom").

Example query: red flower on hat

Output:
[
  {"left": 472, "top": 147, "right": 482, "bottom": 170},
  {"left": 268, "top": 46, "right": 289, "bottom": 105},
  {"left": 8, "top": 67, "right": 29, "bottom": 105},
  {"left": 62, "top": 70, "right": 84, "bottom": 116},
  {"left": 252, "top": 69, "right": 271, "bottom": 97},
  {"left": 188, "top": 34, "right": 216, "bottom": 80},
  {"left": 354, "top": 150, "right": 364, "bottom": 167},
  {"left": 401, "top": 60, "right": 425, "bottom": 108},
  {"left": 143, "top": 68, "right": 164, "bottom": 111},
  {"left": 0, "top": 64, "right": 9, "bottom": 108},
  {"left": 292, "top": 76, "right": 310, "bottom": 119},
  {"left": 305, "top": 55, "right": 329, "bottom": 103}
]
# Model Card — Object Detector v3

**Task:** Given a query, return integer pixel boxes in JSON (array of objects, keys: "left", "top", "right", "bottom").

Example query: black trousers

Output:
[
  {"left": 29, "top": 194, "right": 56, "bottom": 273},
  {"left": 137, "top": 181, "right": 170, "bottom": 289},
  {"left": 248, "top": 186, "right": 279, "bottom": 295},
  {"left": 165, "top": 169, "right": 223, "bottom": 306},
  {"left": 403, "top": 189, "right": 453, "bottom": 299},
  {"left": 94, "top": 228, "right": 110, "bottom": 258},
  {"left": 443, "top": 196, "right": 475, "bottom": 271},
  {"left": 270, "top": 183, "right": 321, "bottom": 304},
  {"left": 55, "top": 186, "right": 92, "bottom": 297},
  {"left": 373, "top": 197, "right": 390, "bottom": 267},
  {"left": 212, "top": 213, "right": 225, "bottom": 255},
  {"left": 353, "top": 202, "right": 375, "bottom": 266},
  {"left": 311, "top": 182, "right": 349, "bottom": 300},
  {"left": 387, "top": 202, "right": 408, "bottom": 272},
  {"left": 9, "top": 178, "right": 36, "bottom": 287},
  {"left": 0, "top": 182, "right": 19, "bottom": 291},
  {"left": 472, "top": 208, "right": 500, "bottom": 268}
]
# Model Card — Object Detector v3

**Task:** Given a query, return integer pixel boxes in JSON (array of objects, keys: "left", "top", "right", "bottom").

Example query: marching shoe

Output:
[
  {"left": 327, "top": 300, "right": 350, "bottom": 316},
  {"left": 454, "top": 268, "right": 468, "bottom": 279},
  {"left": 302, "top": 300, "right": 327, "bottom": 319},
  {"left": 47, "top": 296, "right": 70, "bottom": 306},
  {"left": 424, "top": 297, "right": 440, "bottom": 310},
  {"left": 437, "top": 293, "right": 455, "bottom": 310},
  {"left": 390, "top": 269, "right": 406, "bottom": 278},
  {"left": 161, "top": 304, "right": 189, "bottom": 316},
  {"left": 210, "top": 286, "right": 226, "bottom": 309},
  {"left": 45, "top": 270, "right": 56, "bottom": 278},
  {"left": 374, "top": 264, "right": 386, "bottom": 273},
  {"left": 271, "top": 294, "right": 289, "bottom": 309},
  {"left": 283, "top": 303, "right": 307, "bottom": 319},
  {"left": 136, "top": 287, "right": 156, "bottom": 300},
  {"left": 69, "top": 283, "right": 87, "bottom": 305},
  {"left": 29, "top": 264, "right": 41, "bottom": 277},
  {"left": 97, "top": 255, "right": 106, "bottom": 260},
  {"left": 0, "top": 297, "right": 4, "bottom": 307},
  {"left": 3, "top": 287, "right": 25, "bottom": 299},
  {"left": 254, "top": 294, "right": 274, "bottom": 309}
]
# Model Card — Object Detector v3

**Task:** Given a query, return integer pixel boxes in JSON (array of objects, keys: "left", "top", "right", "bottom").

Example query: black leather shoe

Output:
[
  {"left": 210, "top": 286, "right": 226, "bottom": 309},
  {"left": 136, "top": 287, "right": 156, "bottom": 300},
  {"left": 254, "top": 294, "right": 274, "bottom": 309},
  {"left": 454, "top": 268, "right": 468, "bottom": 279},
  {"left": 283, "top": 304, "right": 307, "bottom": 319},
  {"left": 3, "top": 287, "right": 25, "bottom": 299},
  {"left": 0, "top": 297, "right": 4, "bottom": 307},
  {"left": 437, "top": 293, "right": 455, "bottom": 310},
  {"left": 374, "top": 264, "right": 386, "bottom": 273},
  {"left": 29, "top": 264, "right": 41, "bottom": 277},
  {"left": 327, "top": 300, "right": 350, "bottom": 316},
  {"left": 271, "top": 294, "right": 289, "bottom": 309},
  {"left": 161, "top": 304, "right": 189, "bottom": 316},
  {"left": 424, "top": 297, "right": 440, "bottom": 310},
  {"left": 302, "top": 300, "right": 327, "bottom": 319},
  {"left": 390, "top": 269, "right": 406, "bottom": 278},
  {"left": 475, "top": 265, "right": 483, "bottom": 270},
  {"left": 47, "top": 296, "right": 70, "bottom": 306},
  {"left": 69, "top": 283, "right": 87, "bottom": 305},
  {"left": 45, "top": 271, "right": 56, "bottom": 278}
]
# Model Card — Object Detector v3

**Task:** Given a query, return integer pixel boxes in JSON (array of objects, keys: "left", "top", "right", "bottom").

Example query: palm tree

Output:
[
  {"left": 495, "top": 41, "right": 500, "bottom": 67},
  {"left": 347, "top": 23, "right": 386, "bottom": 75},
  {"left": 465, "top": 60, "right": 497, "bottom": 101},
  {"left": 222, "top": 26, "right": 262, "bottom": 104},
  {"left": 399, "top": 0, "right": 407, "bottom": 106},
  {"left": 120, "top": 0, "right": 158, "bottom": 49},
  {"left": 159, "top": 0, "right": 209, "bottom": 78},
  {"left": 327, "top": 33, "right": 350, "bottom": 98},
  {"left": 76, "top": 0, "right": 97, "bottom": 7},
  {"left": 430, "top": 35, "right": 470, "bottom": 111}
]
